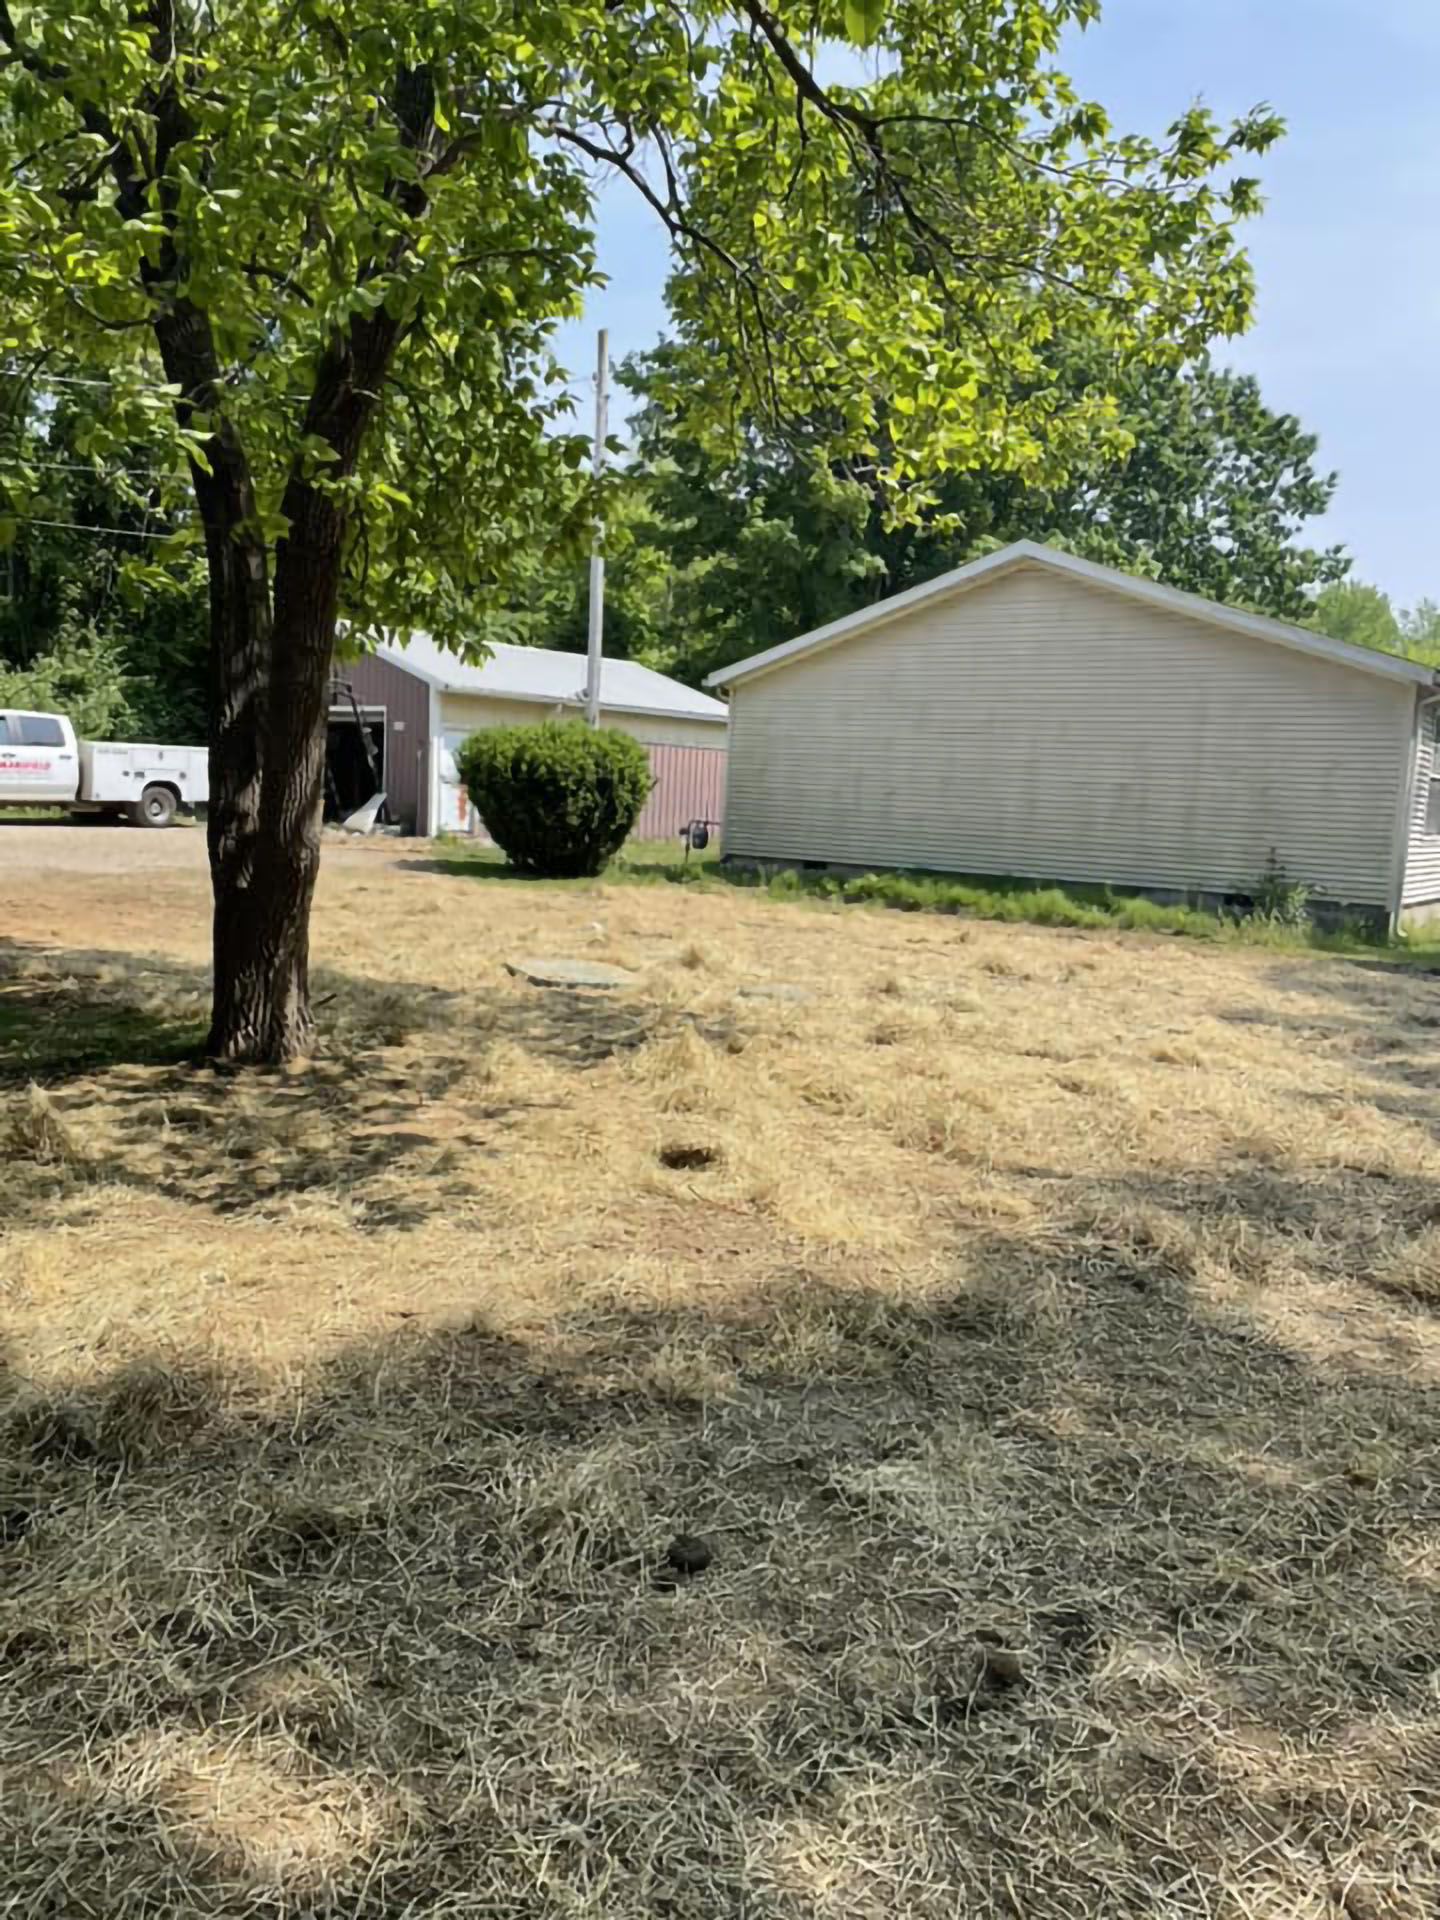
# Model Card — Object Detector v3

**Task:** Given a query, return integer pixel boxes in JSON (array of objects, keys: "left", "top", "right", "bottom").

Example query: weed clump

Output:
[{"left": 6, "top": 1085, "right": 80, "bottom": 1164}]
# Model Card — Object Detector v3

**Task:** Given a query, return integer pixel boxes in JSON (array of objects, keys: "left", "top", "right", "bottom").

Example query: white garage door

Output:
[{"left": 436, "top": 729, "right": 490, "bottom": 837}]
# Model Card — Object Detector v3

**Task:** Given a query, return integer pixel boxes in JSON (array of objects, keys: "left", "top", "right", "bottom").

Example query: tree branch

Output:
[
  {"left": 64, "top": 289, "right": 151, "bottom": 332},
  {"left": 243, "top": 256, "right": 314, "bottom": 306},
  {"left": 737, "top": 1, "right": 881, "bottom": 163},
  {"left": 544, "top": 121, "right": 747, "bottom": 281}
]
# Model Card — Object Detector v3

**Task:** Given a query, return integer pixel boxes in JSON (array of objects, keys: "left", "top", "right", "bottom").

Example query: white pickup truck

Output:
[{"left": 0, "top": 708, "right": 207, "bottom": 827}]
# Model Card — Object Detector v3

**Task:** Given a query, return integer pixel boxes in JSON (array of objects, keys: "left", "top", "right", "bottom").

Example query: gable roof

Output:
[
  {"left": 374, "top": 631, "right": 727, "bottom": 724},
  {"left": 704, "top": 540, "right": 1439, "bottom": 693}
]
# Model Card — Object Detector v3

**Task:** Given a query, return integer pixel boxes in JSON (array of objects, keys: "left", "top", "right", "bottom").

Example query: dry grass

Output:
[{"left": 2, "top": 847, "right": 1439, "bottom": 1917}]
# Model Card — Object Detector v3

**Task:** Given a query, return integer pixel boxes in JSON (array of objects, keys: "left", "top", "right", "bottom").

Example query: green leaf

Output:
[{"left": 843, "top": 0, "right": 885, "bottom": 47}]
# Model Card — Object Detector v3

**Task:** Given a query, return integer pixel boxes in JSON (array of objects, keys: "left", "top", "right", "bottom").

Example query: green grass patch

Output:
[
  {"left": 743, "top": 863, "right": 1440, "bottom": 959},
  {"left": 740, "top": 865, "right": 1440, "bottom": 963},
  {"left": 426, "top": 836, "right": 717, "bottom": 887},
  {"left": 430, "top": 835, "right": 1440, "bottom": 966}
]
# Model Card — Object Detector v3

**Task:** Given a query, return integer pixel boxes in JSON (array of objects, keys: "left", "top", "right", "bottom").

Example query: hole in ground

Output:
[{"left": 658, "top": 1144, "right": 720, "bottom": 1171}]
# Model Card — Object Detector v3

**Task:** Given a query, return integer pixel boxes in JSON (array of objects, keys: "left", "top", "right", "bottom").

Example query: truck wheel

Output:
[{"left": 130, "top": 784, "right": 178, "bottom": 829}]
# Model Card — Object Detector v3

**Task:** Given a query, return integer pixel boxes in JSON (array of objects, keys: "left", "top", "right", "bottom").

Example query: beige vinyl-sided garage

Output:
[{"left": 707, "top": 542, "right": 1440, "bottom": 930}]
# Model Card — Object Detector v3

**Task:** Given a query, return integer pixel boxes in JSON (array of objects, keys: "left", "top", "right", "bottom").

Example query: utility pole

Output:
[{"left": 583, "top": 326, "right": 609, "bottom": 727}]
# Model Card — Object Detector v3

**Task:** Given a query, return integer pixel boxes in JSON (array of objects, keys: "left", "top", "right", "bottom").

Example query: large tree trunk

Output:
[
  {"left": 204, "top": 585, "right": 326, "bottom": 1063},
  {"left": 206, "top": 516, "right": 342, "bottom": 1063},
  {"left": 205, "top": 725, "right": 325, "bottom": 1062},
  {"left": 140, "top": 303, "right": 297, "bottom": 1065},
  {"left": 207, "top": 818, "right": 320, "bottom": 1062},
  {"left": 198, "top": 439, "right": 285, "bottom": 1059},
  {"left": 205, "top": 306, "right": 397, "bottom": 1062}
]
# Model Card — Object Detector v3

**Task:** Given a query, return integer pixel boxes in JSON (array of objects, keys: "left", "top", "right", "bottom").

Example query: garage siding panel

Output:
[
  {"left": 633, "top": 744, "right": 727, "bottom": 840},
  {"left": 1403, "top": 710, "right": 1440, "bottom": 905},
  {"left": 438, "top": 691, "right": 724, "bottom": 752},
  {"left": 441, "top": 693, "right": 555, "bottom": 734},
  {"left": 608, "top": 712, "right": 728, "bottom": 750},
  {"left": 723, "top": 568, "right": 1409, "bottom": 908}
]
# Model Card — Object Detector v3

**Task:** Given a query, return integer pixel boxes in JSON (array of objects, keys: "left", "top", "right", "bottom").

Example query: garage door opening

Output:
[{"left": 325, "top": 700, "right": 386, "bottom": 822}]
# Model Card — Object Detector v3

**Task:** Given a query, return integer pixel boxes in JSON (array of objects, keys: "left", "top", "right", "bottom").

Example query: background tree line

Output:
[{"left": 4, "top": 338, "right": 1435, "bottom": 729}]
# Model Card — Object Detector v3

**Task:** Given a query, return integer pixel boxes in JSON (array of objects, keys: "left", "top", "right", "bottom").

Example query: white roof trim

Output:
[
  {"left": 704, "top": 540, "right": 1440, "bottom": 692},
  {"left": 453, "top": 689, "right": 726, "bottom": 726},
  {"left": 372, "top": 637, "right": 727, "bottom": 724},
  {"left": 429, "top": 684, "right": 724, "bottom": 726}
]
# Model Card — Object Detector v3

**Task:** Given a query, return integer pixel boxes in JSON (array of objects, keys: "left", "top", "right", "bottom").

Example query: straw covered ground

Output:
[{"left": 2, "top": 835, "right": 1438, "bottom": 1918}]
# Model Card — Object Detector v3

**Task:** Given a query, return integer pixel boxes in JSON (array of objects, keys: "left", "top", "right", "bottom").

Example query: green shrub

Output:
[{"left": 454, "top": 720, "right": 652, "bottom": 878}]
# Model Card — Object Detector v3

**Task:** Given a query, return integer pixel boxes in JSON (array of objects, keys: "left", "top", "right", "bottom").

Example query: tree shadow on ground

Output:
[
  {"left": 393, "top": 850, "right": 715, "bottom": 888},
  {"left": 395, "top": 851, "right": 551, "bottom": 882},
  {"left": 0, "top": 963, "right": 205, "bottom": 1077},
  {"left": 0, "top": 938, "right": 733, "bottom": 1230},
  {"left": 3, "top": 1148, "right": 1440, "bottom": 1917}
]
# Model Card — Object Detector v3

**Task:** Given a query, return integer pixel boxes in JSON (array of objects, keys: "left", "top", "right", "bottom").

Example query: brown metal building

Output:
[{"left": 328, "top": 634, "right": 727, "bottom": 839}]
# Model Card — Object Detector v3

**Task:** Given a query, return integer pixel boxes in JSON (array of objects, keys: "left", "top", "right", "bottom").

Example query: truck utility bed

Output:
[{"left": 78, "top": 741, "right": 209, "bottom": 808}]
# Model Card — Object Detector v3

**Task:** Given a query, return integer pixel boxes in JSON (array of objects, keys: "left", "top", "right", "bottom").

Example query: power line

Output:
[
  {"left": 4, "top": 364, "right": 598, "bottom": 394},
  {"left": 2, "top": 458, "right": 181, "bottom": 479},
  {"left": 5, "top": 514, "right": 184, "bottom": 541},
  {"left": 0, "top": 367, "right": 174, "bottom": 393}
]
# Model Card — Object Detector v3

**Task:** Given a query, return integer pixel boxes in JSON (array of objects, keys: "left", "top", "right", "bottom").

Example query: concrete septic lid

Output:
[{"left": 505, "top": 956, "right": 641, "bottom": 989}]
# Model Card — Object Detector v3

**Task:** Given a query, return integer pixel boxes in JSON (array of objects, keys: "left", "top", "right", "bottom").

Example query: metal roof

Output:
[
  {"left": 705, "top": 540, "right": 1440, "bottom": 693},
  {"left": 376, "top": 630, "right": 728, "bottom": 725}
]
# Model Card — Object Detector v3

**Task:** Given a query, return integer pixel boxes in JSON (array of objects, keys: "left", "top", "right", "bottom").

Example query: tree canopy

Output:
[{"left": 1, "top": 2, "right": 1281, "bottom": 639}]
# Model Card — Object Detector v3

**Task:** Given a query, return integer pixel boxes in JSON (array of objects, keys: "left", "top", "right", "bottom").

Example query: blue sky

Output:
[{"left": 555, "top": 0, "right": 1438, "bottom": 606}]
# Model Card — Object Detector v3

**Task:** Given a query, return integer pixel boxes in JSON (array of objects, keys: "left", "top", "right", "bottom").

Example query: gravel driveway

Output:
[
  {"left": 0, "top": 820, "right": 211, "bottom": 874},
  {"left": 0, "top": 820, "right": 428, "bottom": 875}
]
